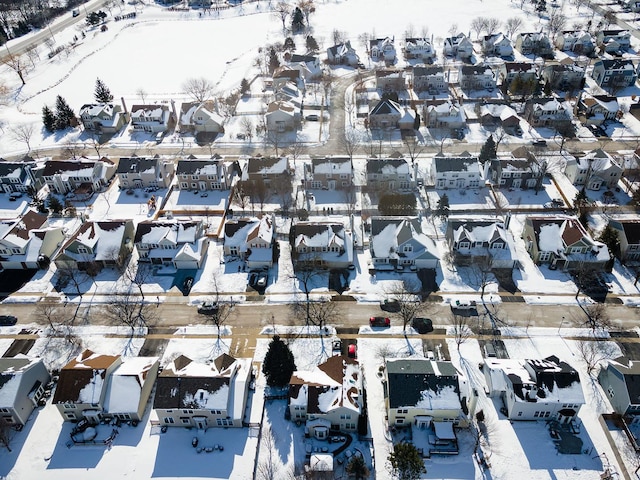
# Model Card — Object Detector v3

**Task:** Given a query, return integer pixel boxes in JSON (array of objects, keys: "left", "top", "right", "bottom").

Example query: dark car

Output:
[
  {"left": 0, "top": 315, "right": 17, "bottom": 326},
  {"left": 197, "top": 302, "right": 219, "bottom": 315},
  {"left": 412, "top": 317, "right": 433, "bottom": 334},
  {"left": 182, "top": 277, "right": 194, "bottom": 296},
  {"left": 531, "top": 139, "right": 547, "bottom": 147},
  {"left": 369, "top": 316, "right": 390, "bottom": 328},
  {"left": 380, "top": 299, "right": 400, "bottom": 312}
]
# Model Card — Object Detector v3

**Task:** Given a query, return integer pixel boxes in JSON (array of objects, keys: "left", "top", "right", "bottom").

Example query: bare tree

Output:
[
  {"left": 580, "top": 303, "right": 613, "bottom": 333},
  {"left": 451, "top": 313, "right": 473, "bottom": 352},
  {"left": 547, "top": 10, "right": 567, "bottom": 37},
  {"left": 136, "top": 87, "right": 147, "bottom": 104},
  {"left": 265, "top": 129, "right": 284, "bottom": 157},
  {"left": 292, "top": 299, "right": 339, "bottom": 339},
  {"left": 56, "top": 264, "right": 89, "bottom": 301},
  {"left": 341, "top": 183, "right": 358, "bottom": 216},
  {"left": 530, "top": 157, "right": 548, "bottom": 194},
  {"left": 272, "top": 2, "right": 290, "bottom": 31},
  {"left": 0, "top": 417, "right": 14, "bottom": 452},
  {"left": 182, "top": 77, "right": 215, "bottom": 103},
  {"left": 470, "top": 17, "right": 488, "bottom": 39},
  {"left": 485, "top": 18, "right": 500, "bottom": 36},
  {"left": 61, "top": 140, "right": 84, "bottom": 160},
  {"left": 257, "top": 426, "right": 282, "bottom": 480},
  {"left": 291, "top": 259, "right": 325, "bottom": 327},
  {"left": 24, "top": 45, "right": 39, "bottom": 68},
  {"left": 404, "top": 136, "right": 424, "bottom": 165},
  {"left": 34, "top": 302, "right": 79, "bottom": 347},
  {"left": 386, "top": 279, "right": 428, "bottom": 332},
  {"left": 272, "top": 175, "right": 293, "bottom": 215},
  {"left": 469, "top": 252, "right": 496, "bottom": 301},
  {"left": 246, "top": 177, "right": 270, "bottom": 213},
  {"left": 204, "top": 275, "right": 237, "bottom": 343},
  {"left": 287, "top": 139, "right": 307, "bottom": 164},
  {"left": 3, "top": 52, "right": 27, "bottom": 85},
  {"left": 504, "top": 17, "right": 523, "bottom": 39},
  {"left": 122, "top": 261, "right": 153, "bottom": 302},
  {"left": 10, "top": 124, "right": 34, "bottom": 152},
  {"left": 577, "top": 340, "right": 617, "bottom": 376},
  {"left": 341, "top": 128, "right": 361, "bottom": 160},
  {"left": 104, "top": 289, "right": 157, "bottom": 339},
  {"left": 298, "top": 0, "right": 314, "bottom": 29},
  {"left": 240, "top": 117, "right": 254, "bottom": 143},
  {"left": 233, "top": 180, "right": 251, "bottom": 214}
]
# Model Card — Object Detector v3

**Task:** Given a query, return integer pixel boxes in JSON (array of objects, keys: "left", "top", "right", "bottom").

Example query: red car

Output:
[
  {"left": 347, "top": 344, "right": 357, "bottom": 358},
  {"left": 369, "top": 316, "right": 390, "bottom": 328}
]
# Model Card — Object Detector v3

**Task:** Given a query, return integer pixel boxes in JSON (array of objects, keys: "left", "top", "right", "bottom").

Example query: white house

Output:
[
  {"left": 564, "top": 149, "right": 622, "bottom": 190},
  {"left": 370, "top": 217, "right": 439, "bottom": 270},
  {"left": 434, "top": 152, "right": 483, "bottom": 189}
]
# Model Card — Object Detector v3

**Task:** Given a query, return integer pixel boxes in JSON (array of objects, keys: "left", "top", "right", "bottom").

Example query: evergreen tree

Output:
[
  {"left": 306, "top": 35, "right": 319, "bottom": 52},
  {"left": 42, "top": 105, "right": 56, "bottom": 133},
  {"left": 54, "top": 95, "right": 76, "bottom": 130},
  {"left": 598, "top": 223, "right": 620, "bottom": 258},
  {"left": 387, "top": 442, "right": 426, "bottom": 480},
  {"left": 240, "top": 78, "right": 250, "bottom": 94},
  {"left": 94, "top": 77, "right": 114, "bottom": 103},
  {"left": 291, "top": 6, "right": 304, "bottom": 32},
  {"left": 479, "top": 135, "right": 497, "bottom": 162},
  {"left": 268, "top": 48, "right": 280, "bottom": 75},
  {"left": 283, "top": 37, "right": 296, "bottom": 51},
  {"left": 543, "top": 80, "right": 552, "bottom": 95},
  {"left": 262, "top": 335, "right": 296, "bottom": 387},
  {"left": 346, "top": 455, "right": 370, "bottom": 480},
  {"left": 47, "top": 195, "right": 63, "bottom": 214},
  {"left": 436, "top": 194, "right": 450, "bottom": 220}
]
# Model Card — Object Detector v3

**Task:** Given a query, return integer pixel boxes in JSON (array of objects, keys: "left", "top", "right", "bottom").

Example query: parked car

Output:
[
  {"left": 332, "top": 339, "right": 342, "bottom": 355},
  {"left": 197, "top": 302, "right": 219, "bottom": 315},
  {"left": 452, "top": 299, "right": 477, "bottom": 310},
  {"left": 0, "top": 315, "right": 17, "bottom": 326},
  {"left": 531, "top": 139, "right": 547, "bottom": 147},
  {"left": 412, "top": 317, "right": 433, "bottom": 334},
  {"left": 380, "top": 299, "right": 400, "bottom": 312},
  {"left": 347, "top": 343, "right": 357, "bottom": 358},
  {"left": 544, "top": 199, "right": 563, "bottom": 208},
  {"left": 305, "top": 114, "right": 319, "bottom": 121},
  {"left": 369, "top": 316, "right": 390, "bottom": 328}
]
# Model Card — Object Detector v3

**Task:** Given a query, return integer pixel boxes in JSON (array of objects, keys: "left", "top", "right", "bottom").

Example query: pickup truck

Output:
[{"left": 452, "top": 300, "right": 477, "bottom": 310}]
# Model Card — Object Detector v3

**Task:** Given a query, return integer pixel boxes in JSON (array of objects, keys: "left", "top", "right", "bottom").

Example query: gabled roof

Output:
[
  {"left": 596, "top": 58, "right": 635, "bottom": 70},
  {"left": 61, "top": 220, "right": 130, "bottom": 261},
  {"left": 366, "top": 158, "right": 409, "bottom": 175},
  {"left": 247, "top": 156, "right": 288, "bottom": 175},
  {"left": 386, "top": 358, "right": 462, "bottom": 410},
  {"left": 134, "top": 220, "right": 200, "bottom": 244},
  {"left": 116, "top": 156, "right": 158, "bottom": 175},
  {"left": 289, "top": 356, "right": 361, "bottom": 414},
  {"left": 434, "top": 152, "right": 480, "bottom": 173},
  {"left": 527, "top": 216, "right": 606, "bottom": 256},
  {"left": 0, "top": 211, "right": 48, "bottom": 245},
  {"left": 52, "top": 349, "right": 120, "bottom": 404},
  {"left": 41, "top": 160, "right": 99, "bottom": 177},
  {"left": 311, "top": 156, "right": 352, "bottom": 175},
  {"left": 0, "top": 356, "right": 46, "bottom": 407},
  {"left": 103, "top": 356, "right": 159, "bottom": 414},
  {"left": 370, "top": 217, "right": 439, "bottom": 262},
  {"left": 294, "top": 222, "right": 345, "bottom": 249},
  {"left": 575, "top": 149, "right": 620, "bottom": 172},
  {"left": 612, "top": 219, "right": 640, "bottom": 244},
  {"left": 370, "top": 98, "right": 402, "bottom": 116},
  {"left": 176, "top": 158, "right": 224, "bottom": 176},
  {"left": 450, "top": 220, "right": 508, "bottom": 245},
  {"left": 603, "top": 357, "right": 640, "bottom": 405}
]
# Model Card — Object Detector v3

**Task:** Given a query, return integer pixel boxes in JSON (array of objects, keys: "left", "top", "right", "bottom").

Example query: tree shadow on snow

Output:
[{"left": 0, "top": 408, "right": 42, "bottom": 476}]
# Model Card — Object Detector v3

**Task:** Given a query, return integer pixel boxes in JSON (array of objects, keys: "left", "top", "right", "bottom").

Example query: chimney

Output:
[{"left": 121, "top": 97, "right": 128, "bottom": 114}]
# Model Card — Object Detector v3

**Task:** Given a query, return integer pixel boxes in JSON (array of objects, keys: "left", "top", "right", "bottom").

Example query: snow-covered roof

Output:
[
  {"left": 0, "top": 356, "right": 45, "bottom": 407},
  {"left": 103, "top": 357, "right": 159, "bottom": 415},
  {"left": 52, "top": 350, "right": 120, "bottom": 405},
  {"left": 370, "top": 217, "right": 439, "bottom": 262}
]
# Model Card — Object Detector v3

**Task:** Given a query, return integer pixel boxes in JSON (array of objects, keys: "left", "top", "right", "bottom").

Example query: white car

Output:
[{"left": 452, "top": 300, "right": 477, "bottom": 310}]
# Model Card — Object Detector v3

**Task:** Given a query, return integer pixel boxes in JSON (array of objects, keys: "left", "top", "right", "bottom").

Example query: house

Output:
[
  {"left": 486, "top": 147, "right": 539, "bottom": 189},
  {"left": 275, "top": 81, "right": 304, "bottom": 107},
  {"left": 458, "top": 65, "right": 496, "bottom": 91},
  {"left": 116, "top": 156, "right": 174, "bottom": 190},
  {"left": 176, "top": 156, "right": 234, "bottom": 191},
  {"left": 0, "top": 356, "right": 50, "bottom": 427},
  {"left": 153, "top": 353, "right": 251, "bottom": 429},
  {"left": 423, "top": 100, "right": 465, "bottom": 129},
  {"left": 0, "top": 160, "right": 39, "bottom": 195},
  {"left": 608, "top": 218, "right": 640, "bottom": 263},
  {"left": 246, "top": 155, "right": 290, "bottom": 186},
  {"left": 326, "top": 41, "right": 359, "bottom": 66},
  {"left": 368, "top": 98, "right": 402, "bottom": 129},
  {"left": 272, "top": 66, "right": 303, "bottom": 91},
  {"left": 103, "top": 357, "right": 160, "bottom": 422},
  {"left": 564, "top": 149, "right": 622, "bottom": 190},
  {"left": 447, "top": 219, "right": 516, "bottom": 268},
  {"left": 482, "top": 33, "right": 513, "bottom": 58},
  {"left": 54, "top": 220, "right": 135, "bottom": 271},
  {"left": 40, "top": 159, "right": 115, "bottom": 195},
  {"left": 576, "top": 94, "right": 620, "bottom": 126},
  {"left": 522, "top": 97, "right": 573, "bottom": 132},
  {"left": 412, "top": 65, "right": 448, "bottom": 94},
  {"left": 369, "top": 37, "right": 396, "bottom": 63},
  {"left": 515, "top": 32, "right": 554, "bottom": 57},
  {"left": 52, "top": 349, "right": 122, "bottom": 423},
  {"left": 554, "top": 30, "right": 596, "bottom": 56},
  {"left": 134, "top": 219, "right": 209, "bottom": 269},
  {"left": 369, "top": 217, "right": 439, "bottom": 270},
  {"left": 443, "top": 33, "right": 474, "bottom": 60},
  {"left": 541, "top": 63, "right": 585, "bottom": 91},
  {"left": 0, "top": 210, "right": 65, "bottom": 270},
  {"left": 433, "top": 152, "right": 483, "bottom": 189},
  {"left": 292, "top": 221, "right": 353, "bottom": 269},
  {"left": 385, "top": 358, "right": 468, "bottom": 427},
  {"left": 521, "top": 215, "right": 611, "bottom": 271},
  {"left": 288, "top": 356, "right": 362, "bottom": 438},
  {"left": 599, "top": 358, "right": 640, "bottom": 417},
  {"left": 287, "top": 53, "right": 322, "bottom": 81},
  {"left": 223, "top": 216, "right": 274, "bottom": 268},
  {"left": 365, "top": 157, "right": 413, "bottom": 191},
  {"left": 304, "top": 156, "right": 353, "bottom": 190},
  {"left": 597, "top": 29, "right": 631, "bottom": 53},
  {"left": 591, "top": 59, "right": 637, "bottom": 90},
  {"left": 79, "top": 103, "right": 128, "bottom": 134},
  {"left": 499, "top": 62, "right": 538, "bottom": 92},
  {"left": 265, "top": 101, "right": 299, "bottom": 133},
  {"left": 375, "top": 68, "right": 405, "bottom": 92},
  {"left": 178, "top": 101, "right": 224, "bottom": 135},
  {"left": 130, "top": 104, "right": 171, "bottom": 134},
  {"left": 479, "top": 104, "right": 520, "bottom": 131},
  {"left": 483, "top": 356, "right": 584, "bottom": 422},
  {"left": 404, "top": 37, "right": 436, "bottom": 61}
]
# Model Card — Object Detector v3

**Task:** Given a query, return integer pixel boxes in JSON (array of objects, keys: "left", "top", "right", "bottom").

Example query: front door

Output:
[
  {"left": 194, "top": 416, "right": 207, "bottom": 430},
  {"left": 512, "top": 179, "right": 522, "bottom": 188},
  {"left": 328, "top": 180, "right": 336, "bottom": 190}
]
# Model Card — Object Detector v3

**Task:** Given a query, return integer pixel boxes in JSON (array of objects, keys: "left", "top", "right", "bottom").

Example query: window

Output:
[
  {"left": 517, "top": 412, "right": 522, "bottom": 417},
  {"left": 491, "top": 242, "right": 504, "bottom": 249},
  {"left": 396, "top": 418, "right": 405, "bottom": 424},
  {"left": 77, "top": 246, "right": 88, "bottom": 254},
  {"left": 396, "top": 408, "right": 408, "bottom": 414},
  {"left": 459, "top": 242, "right": 470, "bottom": 249},
  {"left": 181, "top": 418, "right": 191, "bottom": 424},
  {"left": 339, "top": 414, "right": 351, "bottom": 420},
  {"left": 570, "top": 246, "right": 583, "bottom": 254},
  {"left": 538, "top": 251, "right": 551, "bottom": 262},
  {"left": 65, "top": 413, "right": 76, "bottom": 420},
  {"left": 164, "top": 417, "right": 175, "bottom": 424},
  {"left": 63, "top": 404, "right": 76, "bottom": 409},
  {"left": 3, "top": 417, "right": 13, "bottom": 424},
  {"left": 402, "top": 245, "right": 413, "bottom": 253},
  {"left": 180, "top": 182, "right": 189, "bottom": 189},
  {"left": 182, "top": 409, "right": 193, "bottom": 414},
  {"left": 0, "top": 408, "right": 9, "bottom": 413}
]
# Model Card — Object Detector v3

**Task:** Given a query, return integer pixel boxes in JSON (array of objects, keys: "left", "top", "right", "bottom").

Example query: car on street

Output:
[
  {"left": 369, "top": 316, "right": 390, "bottom": 328},
  {"left": 412, "top": 317, "right": 433, "bottom": 334},
  {"left": 305, "top": 114, "right": 319, "bottom": 121},
  {"left": 0, "top": 315, "right": 17, "bottom": 326},
  {"left": 544, "top": 199, "right": 564, "bottom": 208},
  {"left": 380, "top": 299, "right": 400, "bottom": 312},
  {"left": 531, "top": 139, "right": 547, "bottom": 147},
  {"left": 197, "top": 302, "right": 219, "bottom": 315},
  {"left": 452, "top": 299, "right": 477, "bottom": 310}
]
